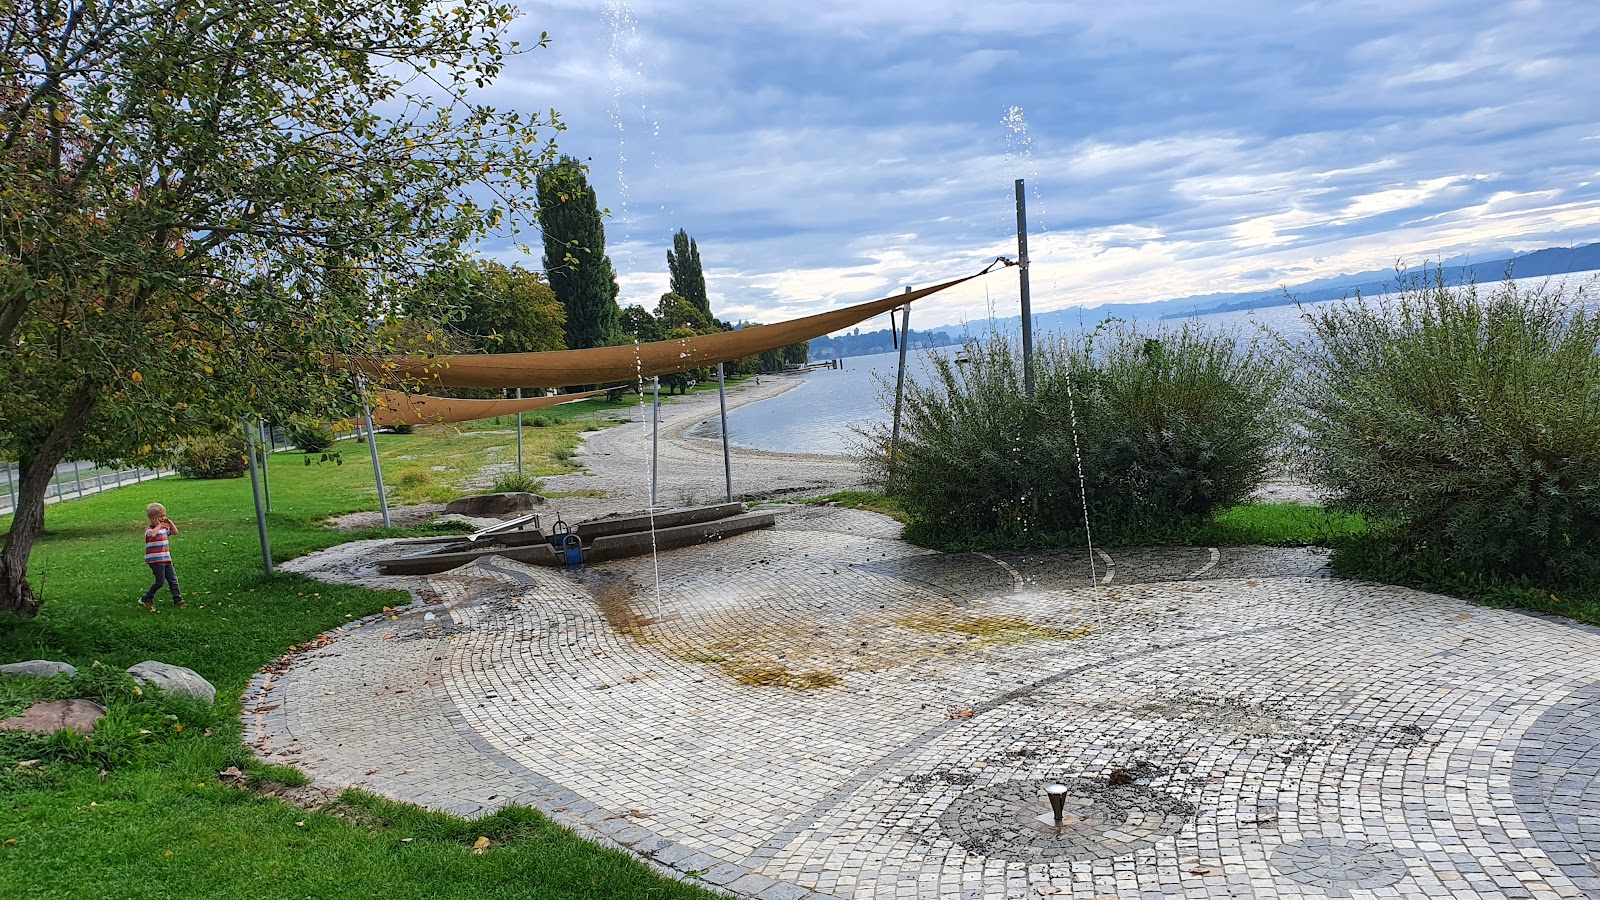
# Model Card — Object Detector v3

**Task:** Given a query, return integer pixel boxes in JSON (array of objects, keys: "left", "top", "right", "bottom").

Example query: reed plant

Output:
[
  {"left": 1289, "top": 272, "right": 1600, "bottom": 583},
  {"left": 873, "top": 323, "right": 1287, "bottom": 548}
]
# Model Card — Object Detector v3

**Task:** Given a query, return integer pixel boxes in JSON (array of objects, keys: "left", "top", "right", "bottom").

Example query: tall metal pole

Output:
[
  {"left": 716, "top": 362, "right": 733, "bottom": 503},
  {"left": 1015, "top": 178, "right": 1036, "bottom": 397},
  {"left": 361, "top": 393, "right": 392, "bottom": 529},
  {"left": 242, "top": 419, "right": 272, "bottom": 575},
  {"left": 257, "top": 419, "right": 271, "bottom": 512},
  {"left": 515, "top": 388, "right": 524, "bottom": 475},
  {"left": 650, "top": 376, "right": 660, "bottom": 507},
  {"left": 4, "top": 461, "right": 16, "bottom": 511},
  {"left": 890, "top": 286, "right": 912, "bottom": 459}
]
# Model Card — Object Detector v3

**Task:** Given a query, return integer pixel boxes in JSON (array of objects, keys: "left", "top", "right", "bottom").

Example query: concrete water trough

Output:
[{"left": 376, "top": 503, "right": 775, "bottom": 576}]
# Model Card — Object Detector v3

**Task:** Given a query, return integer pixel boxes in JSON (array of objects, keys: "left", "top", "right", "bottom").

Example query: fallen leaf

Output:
[
  {"left": 1036, "top": 887, "right": 1062, "bottom": 896},
  {"left": 138, "top": 729, "right": 152, "bottom": 735},
  {"left": 163, "top": 850, "right": 173, "bottom": 857},
  {"left": 295, "top": 821, "right": 306, "bottom": 827},
  {"left": 218, "top": 766, "right": 245, "bottom": 782},
  {"left": 473, "top": 836, "right": 490, "bottom": 849},
  {"left": 948, "top": 708, "right": 975, "bottom": 719},
  {"left": 16, "top": 760, "right": 40, "bottom": 770},
  {"left": 400, "top": 837, "right": 414, "bottom": 843},
  {"left": 4, "top": 839, "right": 15, "bottom": 846},
  {"left": 1188, "top": 867, "right": 1212, "bottom": 875}
]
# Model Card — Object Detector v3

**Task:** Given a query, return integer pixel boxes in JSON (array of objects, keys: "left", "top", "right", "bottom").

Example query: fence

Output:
[{"left": 0, "top": 425, "right": 301, "bottom": 517}]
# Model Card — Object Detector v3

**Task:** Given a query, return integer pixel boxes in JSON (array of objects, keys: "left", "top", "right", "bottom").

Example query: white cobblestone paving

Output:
[{"left": 260, "top": 507, "right": 1600, "bottom": 899}]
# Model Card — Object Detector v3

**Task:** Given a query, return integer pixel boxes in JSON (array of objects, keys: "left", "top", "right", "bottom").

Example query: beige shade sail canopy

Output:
[
  {"left": 349, "top": 266, "right": 1004, "bottom": 390},
  {"left": 356, "top": 388, "right": 609, "bottom": 428}
]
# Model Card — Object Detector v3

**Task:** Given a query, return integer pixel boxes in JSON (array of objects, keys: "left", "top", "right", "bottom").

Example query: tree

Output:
[
  {"left": 783, "top": 340, "right": 810, "bottom": 366},
  {"left": 538, "top": 157, "right": 619, "bottom": 350},
  {"left": 0, "top": 0, "right": 559, "bottom": 617},
  {"left": 667, "top": 229, "right": 710, "bottom": 319},
  {"left": 426, "top": 261, "right": 566, "bottom": 355}
]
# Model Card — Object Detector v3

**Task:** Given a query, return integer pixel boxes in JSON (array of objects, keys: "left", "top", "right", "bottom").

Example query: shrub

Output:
[
  {"left": 529, "top": 416, "right": 550, "bottom": 428},
  {"left": 287, "top": 418, "right": 335, "bottom": 453},
  {"left": 872, "top": 324, "right": 1286, "bottom": 548},
  {"left": 491, "top": 472, "right": 543, "bottom": 493},
  {"left": 388, "top": 423, "right": 415, "bottom": 435},
  {"left": 175, "top": 436, "right": 249, "bottom": 479},
  {"left": 1291, "top": 272, "right": 1600, "bottom": 583}
]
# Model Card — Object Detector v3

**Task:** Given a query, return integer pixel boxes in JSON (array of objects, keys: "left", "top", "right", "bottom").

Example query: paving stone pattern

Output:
[{"left": 260, "top": 506, "right": 1600, "bottom": 899}]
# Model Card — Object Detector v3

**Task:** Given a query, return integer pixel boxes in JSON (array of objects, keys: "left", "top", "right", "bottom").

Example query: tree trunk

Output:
[{"left": 0, "top": 389, "right": 100, "bottom": 618}]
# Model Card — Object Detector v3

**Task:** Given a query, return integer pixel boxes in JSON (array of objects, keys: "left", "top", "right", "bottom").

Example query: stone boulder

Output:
[
  {"left": 0, "top": 660, "right": 77, "bottom": 679},
  {"left": 128, "top": 661, "right": 216, "bottom": 705},
  {"left": 444, "top": 492, "right": 545, "bottom": 518},
  {"left": 0, "top": 699, "right": 105, "bottom": 735}
]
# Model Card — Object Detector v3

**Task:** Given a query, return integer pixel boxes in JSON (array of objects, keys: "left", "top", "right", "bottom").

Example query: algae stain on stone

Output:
[{"left": 893, "top": 611, "right": 1091, "bottom": 647}]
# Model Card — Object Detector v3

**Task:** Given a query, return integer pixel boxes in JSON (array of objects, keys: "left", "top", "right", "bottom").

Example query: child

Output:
[{"left": 139, "top": 502, "right": 185, "bottom": 611}]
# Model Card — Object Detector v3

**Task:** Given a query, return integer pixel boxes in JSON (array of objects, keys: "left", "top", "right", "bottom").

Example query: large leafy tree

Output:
[
  {"left": 667, "top": 228, "right": 709, "bottom": 319},
  {"left": 537, "top": 157, "right": 618, "bottom": 350},
  {"left": 0, "top": 0, "right": 559, "bottom": 616},
  {"left": 425, "top": 260, "right": 566, "bottom": 355}
]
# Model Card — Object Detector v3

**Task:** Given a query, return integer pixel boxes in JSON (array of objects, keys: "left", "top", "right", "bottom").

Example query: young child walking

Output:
[{"left": 140, "top": 502, "right": 185, "bottom": 611}]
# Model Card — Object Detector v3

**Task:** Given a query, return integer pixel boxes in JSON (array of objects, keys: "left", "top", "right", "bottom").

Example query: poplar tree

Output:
[
  {"left": 538, "top": 158, "right": 619, "bottom": 349},
  {"left": 667, "top": 229, "right": 710, "bottom": 319}
]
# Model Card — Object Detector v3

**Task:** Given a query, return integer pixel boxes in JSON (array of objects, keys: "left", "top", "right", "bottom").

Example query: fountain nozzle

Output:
[{"left": 1045, "top": 783, "right": 1069, "bottom": 827}]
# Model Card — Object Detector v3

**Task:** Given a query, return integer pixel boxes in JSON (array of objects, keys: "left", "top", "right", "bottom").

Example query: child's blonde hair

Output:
[{"left": 146, "top": 503, "right": 167, "bottom": 520}]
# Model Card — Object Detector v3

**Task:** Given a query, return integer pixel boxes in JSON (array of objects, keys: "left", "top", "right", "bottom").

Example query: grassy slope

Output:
[{"left": 0, "top": 411, "right": 713, "bottom": 900}]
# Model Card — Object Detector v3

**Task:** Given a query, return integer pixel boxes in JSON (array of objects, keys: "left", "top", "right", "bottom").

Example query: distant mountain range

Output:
[{"left": 921, "top": 242, "right": 1600, "bottom": 339}]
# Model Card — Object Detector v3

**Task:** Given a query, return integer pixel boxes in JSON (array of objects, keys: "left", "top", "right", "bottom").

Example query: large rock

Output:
[
  {"left": 128, "top": 661, "right": 216, "bottom": 705},
  {"left": 0, "top": 699, "right": 105, "bottom": 735},
  {"left": 0, "top": 660, "right": 77, "bottom": 679},
  {"left": 444, "top": 492, "right": 545, "bottom": 518}
]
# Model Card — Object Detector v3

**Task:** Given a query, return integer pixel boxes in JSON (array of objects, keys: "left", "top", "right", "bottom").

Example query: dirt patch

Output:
[{"left": 327, "top": 503, "right": 447, "bottom": 531}]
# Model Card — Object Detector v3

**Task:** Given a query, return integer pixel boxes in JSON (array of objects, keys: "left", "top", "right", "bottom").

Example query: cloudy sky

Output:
[{"left": 481, "top": 0, "right": 1600, "bottom": 329}]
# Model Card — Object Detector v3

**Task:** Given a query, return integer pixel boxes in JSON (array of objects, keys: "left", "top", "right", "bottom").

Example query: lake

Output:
[{"left": 689, "top": 299, "right": 1330, "bottom": 456}]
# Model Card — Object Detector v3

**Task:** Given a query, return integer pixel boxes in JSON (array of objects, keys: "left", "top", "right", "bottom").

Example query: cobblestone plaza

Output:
[{"left": 256, "top": 503, "right": 1600, "bottom": 899}]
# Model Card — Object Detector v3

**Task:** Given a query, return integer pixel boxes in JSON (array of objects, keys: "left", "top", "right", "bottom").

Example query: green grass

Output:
[
  {"left": 797, "top": 490, "right": 907, "bottom": 522},
  {"left": 0, "top": 426, "right": 713, "bottom": 900}
]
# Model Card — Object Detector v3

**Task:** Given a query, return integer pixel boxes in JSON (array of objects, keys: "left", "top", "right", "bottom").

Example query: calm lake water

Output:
[{"left": 690, "top": 300, "right": 1329, "bottom": 456}]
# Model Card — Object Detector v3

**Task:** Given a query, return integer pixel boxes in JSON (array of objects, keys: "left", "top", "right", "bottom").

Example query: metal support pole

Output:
[
  {"left": 363, "top": 400, "right": 392, "bottom": 529},
  {"left": 72, "top": 460, "right": 84, "bottom": 498},
  {"left": 515, "top": 388, "right": 524, "bottom": 475},
  {"left": 1015, "top": 178, "right": 1035, "bottom": 397},
  {"left": 258, "top": 420, "right": 271, "bottom": 513},
  {"left": 4, "top": 462, "right": 15, "bottom": 511},
  {"left": 890, "top": 286, "right": 912, "bottom": 459},
  {"left": 243, "top": 419, "right": 273, "bottom": 575},
  {"left": 650, "top": 376, "right": 660, "bottom": 508},
  {"left": 716, "top": 363, "right": 733, "bottom": 503}
]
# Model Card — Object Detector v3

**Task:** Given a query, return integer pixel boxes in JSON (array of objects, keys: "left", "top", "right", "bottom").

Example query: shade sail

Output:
[
  {"left": 362, "top": 388, "right": 608, "bottom": 427},
  {"left": 351, "top": 267, "right": 998, "bottom": 390}
]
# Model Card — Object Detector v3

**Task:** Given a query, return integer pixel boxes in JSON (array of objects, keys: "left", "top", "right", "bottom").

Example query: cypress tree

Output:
[
  {"left": 668, "top": 228, "right": 711, "bottom": 319},
  {"left": 539, "top": 157, "right": 620, "bottom": 349}
]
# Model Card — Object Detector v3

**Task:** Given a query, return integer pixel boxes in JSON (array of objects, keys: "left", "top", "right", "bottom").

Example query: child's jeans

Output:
[{"left": 142, "top": 563, "right": 181, "bottom": 604}]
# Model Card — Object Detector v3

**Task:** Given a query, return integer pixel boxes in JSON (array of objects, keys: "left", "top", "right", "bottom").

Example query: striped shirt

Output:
[{"left": 144, "top": 526, "right": 173, "bottom": 564}]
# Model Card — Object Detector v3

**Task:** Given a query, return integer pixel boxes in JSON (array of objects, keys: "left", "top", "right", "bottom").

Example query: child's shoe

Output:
[
  {"left": 173, "top": 599, "right": 188, "bottom": 609},
  {"left": 140, "top": 598, "right": 156, "bottom": 612}
]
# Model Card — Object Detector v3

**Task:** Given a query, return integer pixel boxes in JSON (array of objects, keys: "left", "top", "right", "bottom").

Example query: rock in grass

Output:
[
  {"left": 0, "top": 699, "right": 106, "bottom": 735},
  {"left": 128, "top": 661, "right": 216, "bottom": 705},
  {"left": 444, "top": 492, "right": 544, "bottom": 517},
  {"left": 0, "top": 660, "right": 77, "bottom": 679}
]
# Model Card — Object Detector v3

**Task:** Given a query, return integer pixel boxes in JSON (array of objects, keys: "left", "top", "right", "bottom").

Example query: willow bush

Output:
[
  {"left": 1290, "top": 273, "right": 1600, "bottom": 583},
  {"left": 872, "top": 323, "right": 1287, "bottom": 548}
]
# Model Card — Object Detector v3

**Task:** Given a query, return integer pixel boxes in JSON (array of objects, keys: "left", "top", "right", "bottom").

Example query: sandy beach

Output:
[{"left": 538, "top": 374, "right": 869, "bottom": 517}]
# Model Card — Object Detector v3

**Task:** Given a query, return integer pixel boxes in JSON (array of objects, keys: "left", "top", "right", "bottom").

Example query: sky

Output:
[{"left": 479, "top": 0, "right": 1600, "bottom": 330}]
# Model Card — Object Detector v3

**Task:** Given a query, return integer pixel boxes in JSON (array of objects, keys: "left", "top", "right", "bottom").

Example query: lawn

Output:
[{"left": 0, "top": 408, "right": 715, "bottom": 900}]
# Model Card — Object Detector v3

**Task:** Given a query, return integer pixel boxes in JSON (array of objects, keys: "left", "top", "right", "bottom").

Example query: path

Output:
[
  {"left": 256, "top": 505, "right": 1600, "bottom": 899},
  {"left": 538, "top": 375, "right": 867, "bottom": 519}
]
